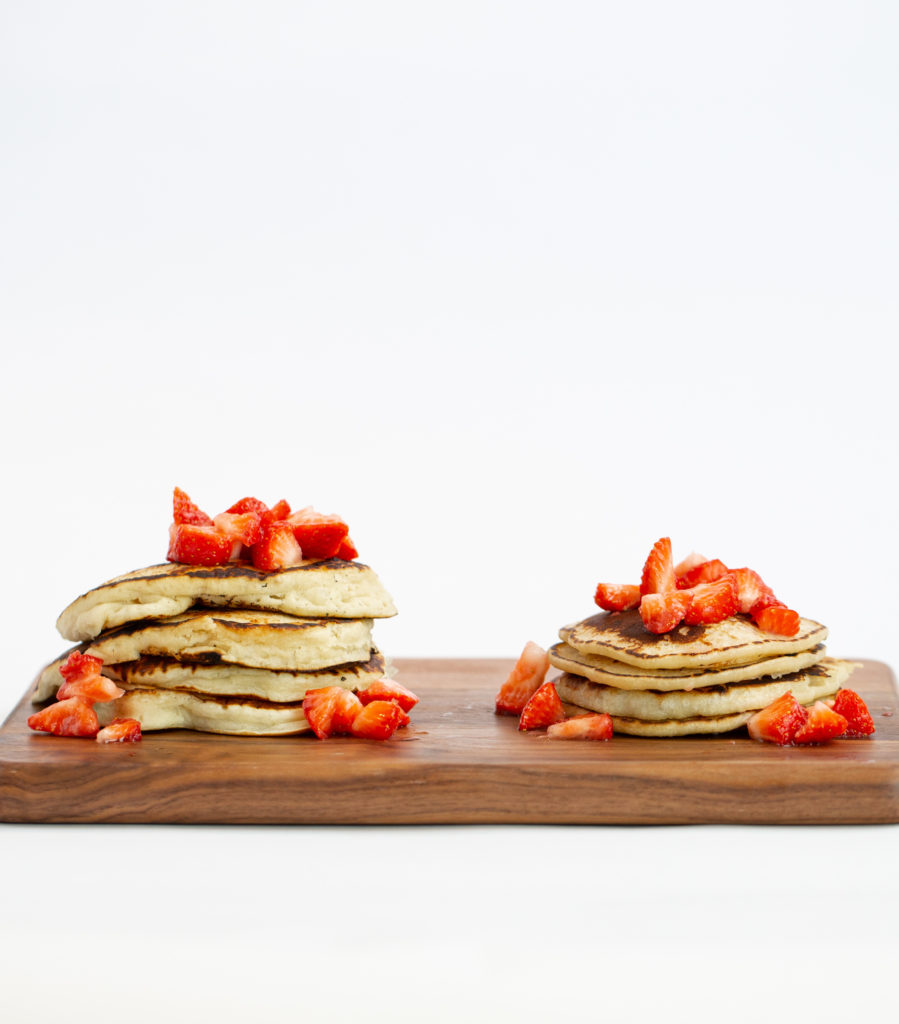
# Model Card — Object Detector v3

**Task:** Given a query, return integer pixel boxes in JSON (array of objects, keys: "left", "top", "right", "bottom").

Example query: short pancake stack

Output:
[
  {"left": 34, "top": 559, "right": 397, "bottom": 735},
  {"left": 550, "top": 610, "right": 857, "bottom": 737}
]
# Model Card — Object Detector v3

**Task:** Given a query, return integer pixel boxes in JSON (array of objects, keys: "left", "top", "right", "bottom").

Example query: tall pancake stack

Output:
[
  {"left": 34, "top": 559, "right": 396, "bottom": 735},
  {"left": 551, "top": 609, "right": 857, "bottom": 737}
]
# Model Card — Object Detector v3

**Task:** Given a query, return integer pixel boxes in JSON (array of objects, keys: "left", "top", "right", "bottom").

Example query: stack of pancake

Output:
[
  {"left": 33, "top": 559, "right": 396, "bottom": 735},
  {"left": 550, "top": 610, "right": 857, "bottom": 736}
]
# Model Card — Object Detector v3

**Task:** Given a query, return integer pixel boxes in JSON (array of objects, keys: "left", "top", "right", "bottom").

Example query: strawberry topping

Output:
[
  {"left": 639, "top": 590, "right": 691, "bottom": 634},
  {"left": 303, "top": 686, "right": 363, "bottom": 739},
  {"left": 594, "top": 583, "right": 641, "bottom": 612},
  {"left": 495, "top": 642, "right": 550, "bottom": 716},
  {"left": 286, "top": 508, "right": 350, "bottom": 560},
  {"left": 57, "top": 673, "right": 125, "bottom": 704},
  {"left": 226, "top": 497, "right": 270, "bottom": 517},
  {"left": 729, "top": 567, "right": 776, "bottom": 614},
  {"left": 336, "top": 536, "right": 358, "bottom": 560},
  {"left": 28, "top": 697, "right": 99, "bottom": 738},
  {"left": 676, "top": 559, "right": 729, "bottom": 589},
  {"left": 682, "top": 575, "right": 739, "bottom": 626},
  {"left": 167, "top": 523, "right": 233, "bottom": 567},
  {"left": 96, "top": 718, "right": 142, "bottom": 743},
  {"left": 357, "top": 678, "right": 419, "bottom": 713},
  {"left": 640, "top": 537, "right": 677, "bottom": 596},
  {"left": 350, "top": 700, "right": 406, "bottom": 740},
  {"left": 58, "top": 651, "right": 104, "bottom": 684},
  {"left": 793, "top": 701, "right": 848, "bottom": 744},
  {"left": 831, "top": 689, "right": 875, "bottom": 737},
  {"left": 251, "top": 521, "right": 304, "bottom": 572},
  {"left": 752, "top": 604, "right": 800, "bottom": 637},
  {"left": 173, "top": 487, "right": 214, "bottom": 527},
  {"left": 747, "top": 692, "right": 808, "bottom": 745},
  {"left": 547, "top": 713, "right": 613, "bottom": 741},
  {"left": 518, "top": 681, "right": 566, "bottom": 731}
]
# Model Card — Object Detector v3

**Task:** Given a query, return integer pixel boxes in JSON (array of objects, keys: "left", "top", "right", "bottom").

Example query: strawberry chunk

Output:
[
  {"left": 831, "top": 689, "right": 875, "bottom": 737},
  {"left": 57, "top": 673, "right": 125, "bottom": 703},
  {"left": 350, "top": 700, "right": 406, "bottom": 740},
  {"left": 227, "top": 497, "right": 270, "bottom": 517},
  {"left": 27, "top": 697, "right": 99, "bottom": 738},
  {"left": 729, "top": 567, "right": 776, "bottom": 614},
  {"left": 58, "top": 651, "right": 104, "bottom": 684},
  {"left": 357, "top": 678, "right": 419, "bottom": 713},
  {"left": 495, "top": 642, "right": 550, "bottom": 716},
  {"left": 793, "top": 701, "right": 848, "bottom": 745},
  {"left": 269, "top": 499, "right": 291, "bottom": 521},
  {"left": 594, "top": 583, "right": 641, "bottom": 612},
  {"left": 673, "top": 552, "right": 708, "bottom": 577},
  {"left": 167, "top": 523, "right": 233, "bottom": 566},
  {"left": 519, "top": 681, "right": 566, "bottom": 731},
  {"left": 336, "top": 536, "right": 358, "bottom": 560},
  {"left": 683, "top": 575, "right": 738, "bottom": 626},
  {"left": 639, "top": 590, "right": 691, "bottom": 634},
  {"left": 640, "top": 537, "right": 676, "bottom": 596},
  {"left": 752, "top": 604, "right": 800, "bottom": 637},
  {"left": 547, "top": 713, "right": 613, "bottom": 741},
  {"left": 251, "top": 521, "right": 304, "bottom": 572},
  {"left": 303, "top": 686, "right": 362, "bottom": 738},
  {"left": 676, "top": 559, "right": 729, "bottom": 589},
  {"left": 173, "top": 487, "right": 214, "bottom": 527},
  {"left": 213, "top": 511, "right": 263, "bottom": 548},
  {"left": 286, "top": 508, "right": 350, "bottom": 560},
  {"left": 747, "top": 692, "right": 808, "bottom": 745},
  {"left": 96, "top": 718, "right": 142, "bottom": 743}
]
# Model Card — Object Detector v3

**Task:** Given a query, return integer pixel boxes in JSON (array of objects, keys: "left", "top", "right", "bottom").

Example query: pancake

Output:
[
  {"left": 549, "top": 641, "right": 827, "bottom": 691},
  {"left": 562, "top": 610, "right": 827, "bottom": 670},
  {"left": 554, "top": 657, "right": 856, "bottom": 723},
  {"left": 56, "top": 559, "right": 397, "bottom": 642},
  {"left": 33, "top": 649, "right": 387, "bottom": 704}
]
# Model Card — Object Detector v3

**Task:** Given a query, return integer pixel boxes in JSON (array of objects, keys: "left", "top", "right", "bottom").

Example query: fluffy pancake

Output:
[
  {"left": 562, "top": 610, "right": 827, "bottom": 670},
  {"left": 57, "top": 559, "right": 397, "bottom": 642},
  {"left": 549, "top": 641, "right": 827, "bottom": 692},
  {"left": 554, "top": 657, "right": 856, "bottom": 723}
]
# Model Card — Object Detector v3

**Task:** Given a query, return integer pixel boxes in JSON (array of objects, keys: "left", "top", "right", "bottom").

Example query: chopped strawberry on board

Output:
[
  {"left": 57, "top": 672, "right": 124, "bottom": 704},
  {"left": 594, "top": 583, "right": 641, "bottom": 612},
  {"left": 303, "top": 686, "right": 362, "bottom": 739},
  {"left": 752, "top": 603, "right": 800, "bottom": 637},
  {"left": 495, "top": 642, "right": 550, "bottom": 716},
  {"left": 167, "top": 523, "right": 233, "bottom": 567},
  {"left": 676, "top": 559, "right": 729, "bottom": 590},
  {"left": 173, "top": 487, "right": 214, "bottom": 527},
  {"left": 251, "top": 521, "right": 304, "bottom": 572},
  {"left": 350, "top": 700, "right": 406, "bottom": 740},
  {"left": 357, "top": 678, "right": 419, "bottom": 713},
  {"left": 831, "top": 689, "right": 875, "bottom": 737},
  {"left": 729, "top": 567, "right": 776, "bottom": 614},
  {"left": 639, "top": 590, "right": 691, "bottom": 634},
  {"left": 747, "top": 692, "right": 808, "bottom": 745},
  {"left": 683, "top": 575, "right": 739, "bottom": 626},
  {"left": 336, "top": 536, "right": 358, "bottom": 560},
  {"left": 793, "top": 702, "right": 848, "bottom": 745},
  {"left": 286, "top": 508, "right": 350, "bottom": 560},
  {"left": 518, "top": 681, "right": 566, "bottom": 731},
  {"left": 96, "top": 718, "right": 142, "bottom": 743},
  {"left": 27, "top": 697, "right": 100, "bottom": 738},
  {"left": 640, "top": 537, "right": 677, "bottom": 595},
  {"left": 547, "top": 713, "right": 613, "bottom": 741}
]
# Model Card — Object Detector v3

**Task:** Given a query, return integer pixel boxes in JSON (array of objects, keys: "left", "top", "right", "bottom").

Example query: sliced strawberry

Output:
[
  {"left": 173, "top": 487, "right": 213, "bottom": 527},
  {"left": 831, "top": 689, "right": 875, "bottom": 737},
  {"left": 547, "top": 713, "right": 613, "bottom": 741},
  {"left": 683, "top": 575, "right": 739, "bottom": 625},
  {"left": 793, "top": 701, "right": 848, "bottom": 744},
  {"left": 269, "top": 499, "right": 291, "bottom": 520},
  {"left": 303, "top": 687, "right": 349, "bottom": 739},
  {"left": 747, "top": 692, "right": 808, "bottom": 745},
  {"left": 676, "top": 558, "right": 729, "bottom": 589},
  {"left": 752, "top": 604, "right": 800, "bottom": 637},
  {"left": 96, "top": 718, "right": 142, "bottom": 743},
  {"left": 167, "top": 523, "right": 233, "bottom": 566},
  {"left": 336, "top": 536, "right": 358, "bottom": 560},
  {"left": 350, "top": 700, "right": 406, "bottom": 740},
  {"left": 286, "top": 508, "right": 350, "bottom": 560},
  {"left": 27, "top": 697, "right": 99, "bottom": 738},
  {"left": 495, "top": 642, "right": 550, "bottom": 716},
  {"left": 673, "top": 552, "right": 708, "bottom": 577},
  {"left": 251, "top": 521, "right": 304, "bottom": 572},
  {"left": 357, "top": 678, "right": 419, "bottom": 713},
  {"left": 518, "top": 681, "right": 565, "bottom": 731},
  {"left": 57, "top": 673, "right": 125, "bottom": 703},
  {"left": 58, "top": 651, "right": 104, "bottom": 684},
  {"left": 213, "top": 511, "right": 262, "bottom": 548},
  {"left": 227, "top": 496, "right": 270, "bottom": 516},
  {"left": 331, "top": 689, "right": 364, "bottom": 733},
  {"left": 639, "top": 590, "right": 691, "bottom": 634},
  {"left": 640, "top": 537, "right": 676, "bottom": 596},
  {"left": 729, "top": 567, "right": 776, "bottom": 614},
  {"left": 594, "top": 583, "right": 641, "bottom": 612}
]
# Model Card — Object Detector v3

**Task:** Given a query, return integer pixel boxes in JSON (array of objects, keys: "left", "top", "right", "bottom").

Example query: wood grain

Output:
[{"left": 1, "top": 658, "right": 897, "bottom": 825}]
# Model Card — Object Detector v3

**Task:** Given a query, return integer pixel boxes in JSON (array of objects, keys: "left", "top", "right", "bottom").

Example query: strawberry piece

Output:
[
  {"left": 640, "top": 537, "right": 676, "bottom": 596},
  {"left": 286, "top": 508, "right": 350, "bottom": 560},
  {"left": 831, "top": 689, "right": 876, "bottom": 737},
  {"left": 729, "top": 567, "right": 776, "bottom": 614},
  {"left": 173, "top": 487, "right": 213, "bottom": 527},
  {"left": 303, "top": 686, "right": 359, "bottom": 739},
  {"left": 269, "top": 499, "right": 291, "bottom": 521},
  {"left": 639, "top": 590, "right": 691, "bottom": 634},
  {"left": 793, "top": 701, "right": 848, "bottom": 744},
  {"left": 495, "top": 642, "right": 550, "bottom": 716},
  {"left": 350, "top": 699, "right": 406, "bottom": 740},
  {"left": 332, "top": 689, "right": 364, "bottom": 733},
  {"left": 251, "top": 521, "right": 304, "bottom": 572},
  {"left": 518, "top": 681, "right": 565, "bottom": 731},
  {"left": 227, "top": 497, "right": 270, "bottom": 516},
  {"left": 357, "top": 678, "right": 419, "bottom": 713},
  {"left": 594, "top": 583, "right": 641, "bottom": 612},
  {"left": 547, "top": 713, "right": 613, "bottom": 741},
  {"left": 58, "top": 651, "right": 104, "bottom": 684},
  {"left": 673, "top": 552, "right": 707, "bottom": 577},
  {"left": 683, "top": 575, "right": 739, "bottom": 625},
  {"left": 676, "top": 558, "right": 729, "bottom": 589},
  {"left": 167, "top": 523, "right": 233, "bottom": 566},
  {"left": 336, "top": 536, "right": 358, "bottom": 560},
  {"left": 213, "top": 511, "right": 263, "bottom": 548},
  {"left": 57, "top": 673, "right": 125, "bottom": 703},
  {"left": 27, "top": 697, "right": 99, "bottom": 738},
  {"left": 747, "top": 692, "right": 808, "bottom": 745},
  {"left": 753, "top": 604, "right": 800, "bottom": 637},
  {"left": 96, "top": 718, "right": 142, "bottom": 743}
]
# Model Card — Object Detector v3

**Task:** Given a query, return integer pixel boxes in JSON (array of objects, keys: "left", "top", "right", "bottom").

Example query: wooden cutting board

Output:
[{"left": 1, "top": 658, "right": 897, "bottom": 825}]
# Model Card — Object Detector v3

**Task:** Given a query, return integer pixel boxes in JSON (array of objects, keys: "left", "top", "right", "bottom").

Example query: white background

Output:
[{"left": 1, "top": 2, "right": 897, "bottom": 1021}]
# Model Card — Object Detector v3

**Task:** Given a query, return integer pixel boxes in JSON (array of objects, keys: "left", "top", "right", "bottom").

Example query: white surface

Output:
[{"left": 1, "top": 2, "right": 897, "bottom": 1020}]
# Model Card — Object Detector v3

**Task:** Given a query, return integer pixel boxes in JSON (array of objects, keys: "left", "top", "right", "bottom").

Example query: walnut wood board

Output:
[{"left": 1, "top": 658, "right": 897, "bottom": 825}]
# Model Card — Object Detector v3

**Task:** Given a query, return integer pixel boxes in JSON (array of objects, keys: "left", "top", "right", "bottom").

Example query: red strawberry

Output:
[
  {"left": 357, "top": 678, "right": 419, "bottom": 713},
  {"left": 594, "top": 583, "right": 641, "bottom": 612},
  {"left": 831, "top": 689, "right": 875, "bottom": 737},
  {"left": 673, "top": 552, "right": 708, "bottom": 577},
  {"left": 269, "top": 499, "right": 291, "bottom": 520},
  {"left": 729, "top": 567, "right": 776, "bottom": 614},
  {"left": 639, "top": 590, "right": 691, "bottom": 634},
  {"left": 676, "top": 559, "right": 729, "bottom": 589},
  {"left": 213, "top": 512, "right": 263, "bottom": 548},
  {"left": 518, "top": 681, "right": 565, "bottom": 731},
  {"left": 752, "top": 604, "right": 800, "bottom": 637},
  {"left": 547, "top": 713, "right": 613, "bottom": 741},
  {"left": 640, "top": 537, "right": 677, "bottom": 595},
  {"left": 683, "top": 575, "right": 738, "bottom": 625},
  {"left": 227, "top": 497, "right": 270, "bottom": 517},
  {"left": 58, "top": 651, "right": 104, "bottom": 684},
  {"left": 747, "top": 692, "right": 808, "bottom": 745},
  {"left": 286, "top": 508, "right": 350, "bottom": 560},
  {"left": 251, "top": 521, "right": 304, "bottom": 572},
  {"left": 27, "top": 697, "right": 99, "bottom": 738},
  {"left": 173, "top": 487, "right": 213, "bottom": 526},
  {"left": 303, "top": 686, "right": 358, "bottom": 739},
  {"left": 495, "top": 642, "right": 550, "bottom": 716},
  {"left": 332, "top": 689, "right": 364, "bottom": 733},
  {"left": 336, "top": 536, "right": 358, "bottom": 560},
  {"left": 350, "top": 700, "right": 406, "bottom": 740},
  {"left": 793, "top": 701, "right": 848, "bottom": 744},
  {"left": 96, "top": 718, "right": 142, "bottom": 743},
  {"left": 167, "top": 523, "right": 232, "bottom": 566},
  {"left": 57, "top": 673, "right": 125, "bottom": 703}
]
